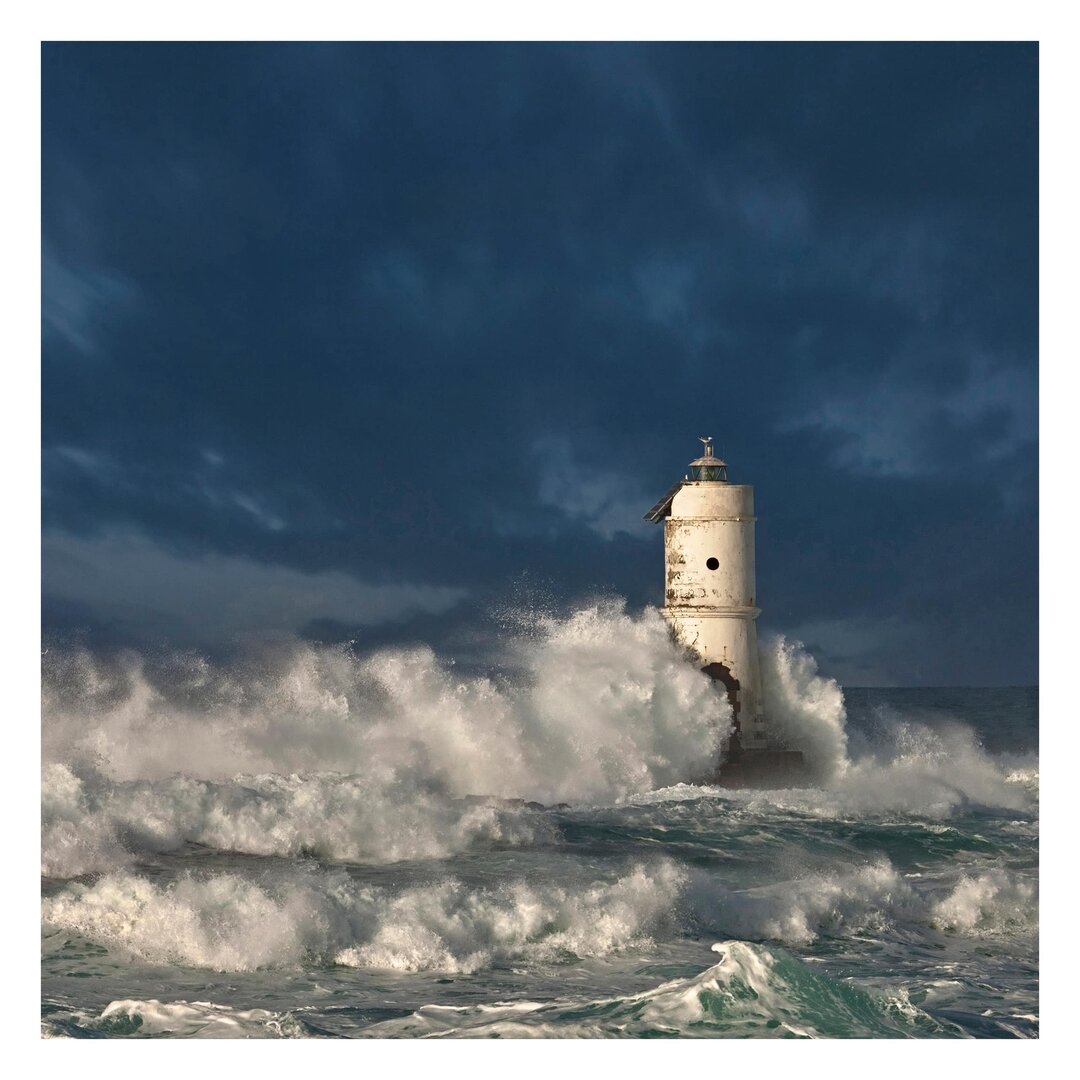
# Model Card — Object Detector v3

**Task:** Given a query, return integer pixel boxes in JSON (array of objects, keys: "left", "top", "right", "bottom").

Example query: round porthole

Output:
[{"left": 706, "top": 557, "right": 719, "bottom": 570}]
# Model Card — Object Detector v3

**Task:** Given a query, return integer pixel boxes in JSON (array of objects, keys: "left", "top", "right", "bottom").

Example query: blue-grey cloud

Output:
[
  {"left": 43, "top": 530, "right": 467, "bottom": 645},
  {"left": 42, "top": 248, "right": 136, "bottom": 354},
  {"left": 41, "top": 42, "right": 1038, "bottom": 685}
]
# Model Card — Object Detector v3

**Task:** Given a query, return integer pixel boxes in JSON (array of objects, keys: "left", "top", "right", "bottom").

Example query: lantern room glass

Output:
[{"left": 691, "top": 464, "right": 728, "bottom": 481}]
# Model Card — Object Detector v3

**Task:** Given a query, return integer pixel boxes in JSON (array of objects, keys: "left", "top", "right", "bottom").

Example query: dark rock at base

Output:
[
  {"left": 461, "top": 795, "right": 569, "bottom": 812},
  {"left": 714, "top": 749, "right": 809, "bottom": 789}
]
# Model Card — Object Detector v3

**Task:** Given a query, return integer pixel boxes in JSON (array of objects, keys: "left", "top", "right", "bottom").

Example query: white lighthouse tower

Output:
[{"left": 645, "top": 438, "right": 803, "bottom": 784}]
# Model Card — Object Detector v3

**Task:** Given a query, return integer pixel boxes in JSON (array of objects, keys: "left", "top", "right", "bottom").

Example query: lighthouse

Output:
[{"left": 645, "top": 438, "right": 805, "bottom": 786}]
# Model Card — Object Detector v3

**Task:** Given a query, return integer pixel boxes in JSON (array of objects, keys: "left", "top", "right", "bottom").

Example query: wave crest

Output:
[
  {"left": 43, "top": 602, "right": 727, "bottom": 804},
  {"left": 42, "top": 861, "right": 686, "bottom": 973}
]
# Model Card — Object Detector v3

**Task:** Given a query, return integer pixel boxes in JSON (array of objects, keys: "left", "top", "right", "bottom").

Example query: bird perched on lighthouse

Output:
[{"left": 645, "top": 438, "right": 804, "bottom": 785}]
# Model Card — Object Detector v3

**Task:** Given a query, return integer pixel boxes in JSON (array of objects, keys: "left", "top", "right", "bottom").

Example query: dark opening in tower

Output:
[{"left": 701, "top": 660, "right": 743, "bottom": 761}]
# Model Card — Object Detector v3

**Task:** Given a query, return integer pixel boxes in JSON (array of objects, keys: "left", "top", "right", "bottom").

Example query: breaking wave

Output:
[
  {"left": 42, "top": 861, "right": 685, "bottom": 973},
  {"left": 42, "top": 603, "right": 731, "bottom": 874},
  {"left": 41, "top": 603, "right": 1036, "bottom": 878},
  {"left": 42, "top": 853, "right": 1036, "bottom": 974},
  {"left": 930, "top": 869, "right": 1038, "bottom": 935},
  {"left": 39, "top": 602, "right": 1038, "bottom": 1040},
  {"left": 42, "top": 999, "right": 311, "bottom": 1040},
  {"left": 724, "top": 717, "right": 1036, "bottom": 819},
  {"left": 358, "top": 941, "right": 965, "bottom": 1039},
  {"left": 688, "top": 861, "right": 917, "bottom": 945},
  {"left": 41, "top": 764, "right": 553, "bottom": 878},
  {"left": 758, "top": 634, "right": 848, "bottom": 783},
  {"left": 44, "top": 603, "right": 726, "bottom": 784},
  {"left": 42, "top": 937, "right": 966, "bottom": 1040}
]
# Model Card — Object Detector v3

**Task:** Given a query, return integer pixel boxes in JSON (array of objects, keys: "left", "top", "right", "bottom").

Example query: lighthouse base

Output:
[{"left": 713, "top": 749, "right": 808, "bottom": 789}]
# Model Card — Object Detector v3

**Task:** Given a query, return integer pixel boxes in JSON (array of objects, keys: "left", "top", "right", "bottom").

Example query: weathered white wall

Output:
[{"left": 662, "top": 482, "right": 767, "bottom": 749}]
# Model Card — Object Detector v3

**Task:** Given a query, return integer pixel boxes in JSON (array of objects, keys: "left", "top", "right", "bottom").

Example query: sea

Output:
[{"left": 40, "top": 602, "right": 1039, "bottom": 1039}]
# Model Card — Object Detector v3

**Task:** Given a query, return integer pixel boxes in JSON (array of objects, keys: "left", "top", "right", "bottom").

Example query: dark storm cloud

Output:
[{"left": 41, "top": 42, "right": 1037, "bottom": 684}]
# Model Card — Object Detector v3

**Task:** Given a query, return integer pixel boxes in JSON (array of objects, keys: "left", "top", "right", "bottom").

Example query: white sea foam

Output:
[
  {"left": 930, "top": 869, "right": 1037, "bottom": 935},
  {"left": 41, "top": 762, "right": 133, "bottom": 877},
  {"left": 687, "top": 860, "right": 918, "bottom": 945},
  {"left": 42, "top": 603, "right": 734, "bottom": 874},
  {"left": 42, "top": 998, "right": 308, "bottom": 1039},
  {"left": 41, "top": 604, "right": 1036, "bottom": 877},
  {"left": 692, "top": 862, "right": 1038, "bottom": 947},
  {"left": 42, "top": 604, "right": 734, "bottom": 872},
  {"left": 42, "top": 861, "right": 685, "bottom": 973},
  {"left": 730, "top": 717, "right": 1036, "bottom": 818},
  {"left": 43, "top": 602, "right": 727, "bottom": 799},
  {"left": 359, "top": 940, "right": 962, "bottom": 1039},
  {"left": 41, "top": 763, "right": 552, "bottom": 877},
  {"left": 759, "top": 634, "right": 848, "bottom": 783},
  {"left": 759, "top": 634, "right": 1037, "bottom": 818},
  {"left": 49, "top": 945, "right": 958, "bottom": 1040},
  {"left": 630, "top": 940, "right": 955, "bottom": 1037},
  {"left": 42, "top": 849, "right": 1031, "bottom": 979}
]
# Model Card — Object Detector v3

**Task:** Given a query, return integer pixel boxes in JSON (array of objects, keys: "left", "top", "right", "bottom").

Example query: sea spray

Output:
[
  {"left": 41, "top": 764, "right": 554, "bottom": 877},
  {"left": 758, "top": 634, "right": 848, "bottom": 783},
  {"left": 930, "top": 869, "right": 1037, "bottom": 935},
  {"left": 42, "top": 603, "right": 735, "bottom": 875},
  {"left": 42, "top": 851, "right": 1036, "bottom": 974},
  {"left": 42, "top": 999, "right": 310, "bottom": 1039},
  {"left": 42, "top": 604, "right": 1037, "bottom": 876},
  {"left": 724, "top": 716, "right": 1036, "bottom": 818},
  {"left": 40, "top": 605, "right": 1039, "bottom": 1038},
  {"left": 43, "top": 602, "right": 728, "bottom": 803},
  {"left": 43, "top": 860, "right": 686, "bottom": 973},
  {"left": 685, "top": 860, "right": 918, "bottom": 945}
]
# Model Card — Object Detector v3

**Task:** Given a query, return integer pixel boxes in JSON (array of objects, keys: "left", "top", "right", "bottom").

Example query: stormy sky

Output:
[{"left": 41, "top": 42, "right": 1038, "bottom": 686}]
